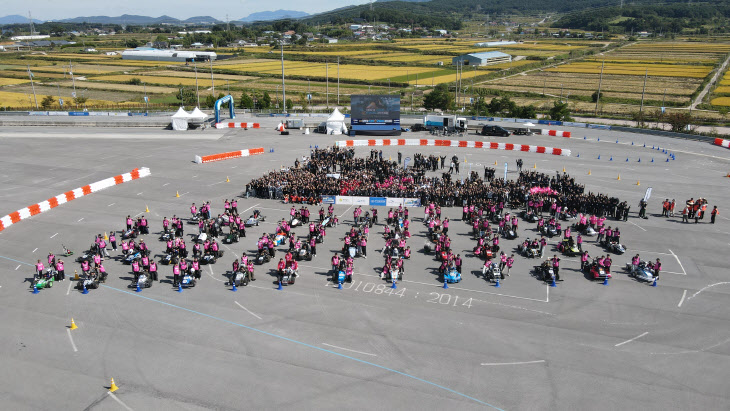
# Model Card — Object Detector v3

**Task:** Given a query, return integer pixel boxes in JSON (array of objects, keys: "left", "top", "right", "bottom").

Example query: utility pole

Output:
[
  {"left": 639, "top": 68, "right": 648, "bottom": 119},
  {"left": 326, "top": 61, "right": 329, "bottom": 110},
  {"left": 194, "top": 60, "right": 200, "bottom": 108},
  {"left": 27, "top": 65, "right": 38, "bottom": 109},
  {"left": 594, "top": 59, "right": 604, "bottom": 115},
  {"left": 69, "top": 61, "right": 77, "bottom": 98},
  {"left": 210, "top": 58, "right": 215, "bottom": 96},
  {"left": 337, "top": 56, "right": 340, "bottom": 107},
  {"left": 143, "top": 82, "right": 148, "bottom": 112},
  {"left": 56, "top": 83, "right": 63, "bottom": 109},
  {"left": 281, "top": 43, "right": 286, "bottom": 113}
]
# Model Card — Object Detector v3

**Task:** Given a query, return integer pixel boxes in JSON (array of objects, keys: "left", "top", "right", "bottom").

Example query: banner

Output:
[
  {"left": 320, "top": 195, "right": 336, "bottom": 204},
  {"left": 403, "top": 198, "right": 421, "bottom": 207},
  {"left": 352, "top": 196, "right": 369, "bottom": 205},
  {"left": 643, "top": 187, "right": 653, "bottom": 202},
  {"left": 335, "top": 196, "right": 353, "bottom": 205},
  {"left": 369, "top": 197, "right": 387, "bottom": 206}
]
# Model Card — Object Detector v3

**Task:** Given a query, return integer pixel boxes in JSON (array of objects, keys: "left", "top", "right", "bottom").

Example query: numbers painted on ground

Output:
[{"left": 335, "top": 280, "right": 472, "bottom": 308}]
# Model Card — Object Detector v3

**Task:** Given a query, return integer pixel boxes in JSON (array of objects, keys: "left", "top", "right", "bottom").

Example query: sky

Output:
[{"left": 7, "top": 0, "right": 370, "bottom": 21}]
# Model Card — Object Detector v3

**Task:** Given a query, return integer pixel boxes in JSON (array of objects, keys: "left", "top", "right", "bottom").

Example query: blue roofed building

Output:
[{"left": 452, "top": 51, "right": 511, "bottom": 66}]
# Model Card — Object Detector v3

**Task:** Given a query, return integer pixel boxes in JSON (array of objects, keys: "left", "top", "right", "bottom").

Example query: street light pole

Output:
[
  {"left": 194, "top": 60, "right": 200, "bottom": 108},
  {"left": 281, "top": 43, "right": 287, "bottom": 114}
]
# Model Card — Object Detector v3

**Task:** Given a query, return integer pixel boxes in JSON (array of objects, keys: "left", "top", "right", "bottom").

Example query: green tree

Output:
[
  {"left": 549, "top": 101, "right": 572, "bottom": 121},
  {"left": 40, "top": 95, "right": 55, "bottom": 109},
  {"left": 239, "top": 91, "right": 254, "bottom": 109},
  {"left": 487, "top": 96, "right": 517, "bottom": 116},
  {"left": 261, "top": 91, "right": 272, "bottom": 109},
  {"left": 204, "top": 94, "right": 217, "bottom": 108},
  {"left": 470, "top": 97, "right": 489, "bottom": 116},
  {"left": 286, "top": 98, "right": 294, "bottom": 111},
  {"left": 423, "top": 83, "right": 453, "bottom": 111},
  {"left": 176, "top": 85, "right": 196, "bottom": 106},
  {"left": 666, "top": 112, "right": 692, "bottom": 132},
  {"left": 300, "top": 93, "right": 308, "bottom": 111},
  {"left": 591, "top": 90, "right": 602, "bottom": 103},
  {"left": 73, "top": 96, "right": 88, "bottom": 106},
  {"left": 128, "top": 77, "right": 141, "bottom": 85}
]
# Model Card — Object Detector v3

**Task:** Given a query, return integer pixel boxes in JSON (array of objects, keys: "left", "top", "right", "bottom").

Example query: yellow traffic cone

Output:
[
  {"left": 617, "top": 174, "right": 621, "bottom": 181},
  {"left": 109, "top": 378, "right": 119, "bottom": 393},
  {"left": 562, "top": 166, "right": 566, "bottom": 172},
  {"left": 226, "top": 176, "right": 230, "bottom": 183},
  {"left": 103, "top": 232, "right": 108, "bottom": 241},
  {"left": 636, "top": 180, "right": 640, "bottom": 185},
  {"left": 175, "top": 191, "right": 180, "bottom": 198},
  {"left": 145, "top": 205, "right": 150, "bottom": 213},
  {"left": 73, "top": 270, "right": 80, "bottom": 281},
  {"left": 389, "top": 156, "right": 392, "bottom": 161},
  {"left": 588, "top": 169, "right": 592, "bottom": 175},
  {"left": 533, "top": 163, "right": 537, "bottom": 169},
  {"left": 464, "top": 158, "right": 467, "bottom": 163},
  {"left": 70, "top": 318, "right": 78, "bottom": 330},
  {"left": 494, "top": 160, "right": 497, "bottom": 165}
]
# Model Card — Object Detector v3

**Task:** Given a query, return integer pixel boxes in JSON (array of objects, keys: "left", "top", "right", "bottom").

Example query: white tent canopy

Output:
[
  {"left": 188, "top": 107, "right": 208, "bottom": 124},
  {"left": 171, "top": 107, "right": 191, "bottom": 131},
  {"left": 325, "top": 108, "right": 348, "bottom": 135}
]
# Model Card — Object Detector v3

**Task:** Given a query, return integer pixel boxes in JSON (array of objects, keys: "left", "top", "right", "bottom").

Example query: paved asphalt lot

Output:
[{"left": 0, "top": 119, "right": 729, "bottom": 411}]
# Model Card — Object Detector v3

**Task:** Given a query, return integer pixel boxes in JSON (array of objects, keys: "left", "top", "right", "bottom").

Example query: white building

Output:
[
  {"left": 122, "top": 47, "right": 217, "bottom": 62},
  {"left": 452, "top": 51, "right": 511, "bottom": 66},
  {"left": 474, "top": 40, "right": 518, "bottom": 47}
]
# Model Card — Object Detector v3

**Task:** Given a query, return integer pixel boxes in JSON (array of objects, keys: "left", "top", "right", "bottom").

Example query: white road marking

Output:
[
  {"left": 137, "top": 192, "right": 143, "bottom": 196},
  {"left": 180, "top": 192, "right": 190, "bottom": 197},
  {"left": 257, "top": 206, "right": 291, "bottom": 212},
  {"left": 687, "top": 282, "right": 730, "bottom": 301},
  {"left": 231, "top": 166, "right": 238, "bottom": 169},
  {"left": 66, "top": 329, "right": 78, "bottom": 352},
  {"left": 209, "top": 181, "right": 225, "bottom": 186},
  {"left": 473, "top": 298, "right": 553, "bottom": 316},
  {"left": 322, "top": 343, "right": 377, "bottom": 357},
  {"left": 240, "top": 203, "right": 260, "bottom": 214},
  {"left": 134, "top": 212, "right": 144, "bottom": 217},
  {"left": 192, "top": 175, "right": 198, "bottom": 178},
  {"left": 207, "top": 265, "right": 224, "bottom": 282},
  {"left": 299, "top": 264, "right": 548, "bottom": 303},
  {"left": 162, "top": 183, "right": 169, "bottom": 187},
  {"left": 221, "top": 244, "right": 239, "bottom": 258},
  {"left": 77, "top": 218, "right": 84, "bottom": 222},
  {"left": 678, "top": 290, "right": 687, "bottom": 308},
  {"left": 631, "top": 249, "right": 673, "bottom": 256},
  {"left": 107, "top": 203, "right": 115, "bottom": 207},
  {"left": 107, "top": 392, "right": 134, "bottom": 411},
  {"left": 32, "top": 248, "right": 38, "bottom": 253},
  {"left": 15, "top": 265, "right": 20, "bottom": 270},
  {"left": 67, "top": 280, "right": 73, "bottom": 295},
  {"left": 615, "top": 331, "right": 649, "bottom": 347},
  {"left": 234, "top": 301, "right": 262, "bottom": 320},
  {"left": 650, "top": 336, "right": 730, "bottom": 355},
  {"left": 668, "top": 249, "right": 686, "bottom": 275},
  {"left": 481, "top": 360, "right": 545, "bottom": 366},
  {"left": 50, "top": 233, "right": 58, "bottom": 239},
  {"left": 627, "top": 220, "right": 647, "bottom": 232}
]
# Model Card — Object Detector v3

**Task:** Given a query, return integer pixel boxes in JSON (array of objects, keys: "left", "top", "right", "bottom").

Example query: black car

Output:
[{"left": 481, "top": 125, "right": 510, "bottom": 137}]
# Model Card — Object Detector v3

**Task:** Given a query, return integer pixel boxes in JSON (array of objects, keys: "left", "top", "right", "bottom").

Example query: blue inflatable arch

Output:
[{"left": 214, "top": 95, "right": 235, "bottom": 123}]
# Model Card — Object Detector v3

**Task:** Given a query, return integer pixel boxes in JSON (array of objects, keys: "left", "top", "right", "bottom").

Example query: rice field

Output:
[
  {"left": 55, "top": 80, "right": 176, "bottom": 94},
  {"left": 0, "top": 90, "right": 127, "bottom": 108},
  {"left": 216, "top": 60, "right": 437, "bottom": 82},
  {"left": 547, "top": 62, "right": 713, "bottom": 78},
  {"left": 0, "top": 78, "right": 29, "bottom": 86},
  {"left": 87, "top": 75, "right": 215, "bottom": 87}
]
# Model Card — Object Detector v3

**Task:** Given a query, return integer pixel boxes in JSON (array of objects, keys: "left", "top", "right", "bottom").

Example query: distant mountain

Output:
[
  {"left": 53, "top": 14, "right": 222, "bottom": 25},
  {"left": 239, "top": 10, "right": 309, "bottom": 22},
  {"left": 0, "top": 14, "right": 44, "bottom": 24}
]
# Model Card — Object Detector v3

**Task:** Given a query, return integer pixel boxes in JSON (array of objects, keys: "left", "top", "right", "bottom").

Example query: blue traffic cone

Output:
[
  {"left": 277, "top": 281, "right": 283, "bottom": 290},
  {"left": 616, "top": 139, "right": 619, "bottom": 143},
  {"left": 583, "top": 136, "right": 587, "bottom": 140},
  {"left": 643, "top": 143, "right": 646, "bottom": 147},
  {"left": 82, "top": 284, "right": 89, "bottom": 294},
  {"left": 391, "top": 280, "right": 397, "bottom": 289},
  {"left": 597, "top": 154, "right": 601, "bottom": 159},
  {"left": 651, "top": 158, "right": 654, "bottom": 162},
  {"left": 309, "top": 145, "right": 312, "bottom": 148},
  {"left": 666, "top": 158, "right": 670, "bottom": 162},
  {"left": 32, "top": 285, "right": 39, "bottom": 294},
  {"left": 177, "top": 283, "right": 183, "bottom": 293},
  {"left": 443, "top": 280, "right": 449, "bottom": 289},
  {"left": 135, "top": 283, "right": 141, "bottom": 292},
  {"left": 550, "top": 278, "right": 557, "bottom": 287},
  {"left": 576, "top": 153, "right": 580, "bottom": 157},
  {"left": 626, "top": 157, "right": 629, "bottom": 162},
  {"left": 232, "top": 282, "right": 237, "bottom": 291},
  {"left": 597, "top": 138, "right": 600, "bottom": 141},
  {"left": 495, "top": 278, "right": 500, "bottom": 288},
  {"left": 603, "top": 277, "right": 609, "bottom": 285},
  {"left": 638, "top": 158, "right": 641, "bottom": 162},
  {"left": 337, "top": 281, "right": 343, "bottom": 290},
  {"left": 632, "top": 142, "right": 634, "bottom": 145},
  {"left": 610, "top": 156, "right": 613, "bottom": 161},
  {"left": 651, "top": 278, "right": 657, "bottom": 287}
]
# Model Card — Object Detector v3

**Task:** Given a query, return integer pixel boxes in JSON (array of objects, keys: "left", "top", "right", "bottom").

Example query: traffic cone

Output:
[
  {"left": 636, "top": 180, "right": 640, "bottom": 186},
  {"left": 562, "top": 166, "right": 566, "bottom": 172},
  {"left": 176, "top": 191, "right": 180, "bottom": 198},
  {"left": 533, "top": 163, "right": 537, "bottom": 169},
  {"left": 495, "top": 278, "right": 500, "bottom": 288},
  {"left": 617, "top": 174, "right": 621, "bottom": 181},
  {"left": 337, "top": 281, "right": 343, "bottom": 290},
  {"left": 597, "top": 154, "right": 601, "bottom": 159},
  {"left": 226, "top": 176, "right": 230, "bottom": 183},
  {"left": 135, "top": 283, "right": 141, "bottom": 292},
  {"left": 610, "top": 156, "right": 613, "bottom": 161},
  {"left": 651, "top": 278, "right": 657, "bottom": 287},
  {"left": 651, "top": 158, "right": 654, "bottom": 162},
  {"left": 104, "top": 232, "right": 109, "bottom": 241},
  {"left": 583, "top": 136, "right": 586, "bottom": 139},
  {"left": 32, "top": 285, "right": 39, "bottom": 294},
  {"left": 626, "top": 157, "right": 629, "bottom": 162},
  {"left": 145, "top": 205, "right": 150, "bottom": 213},
  {"left": 666, "top": 158, "right": 670, "bottom": 162},
  {"left": 643, "top": 143, "right": 646, "bottom": 147},
  {"left": 494, "top": 160, "right": 497, "bottom": 165},
  {"left": 74, "top": 270, "right": 79, "bottom": 280},
  {"left": 597, "top": 138, "right": 600, "bottom": 141},
  {"left": 277, "top": 281, "right": 283, "bottom": 290},
  {"left": 632, "top": 142, "right": 634, "bottom": 145},
  {"left": 616, "top": 139, "right": 619, "bottom": 143},
  {"left": 391, "top": 280, "right": 397, "bottom": 289},
  {"left": 576, "top": 153, "right": 580, "bottom": 158},
  {"left": 70, "top": 318, "right": 78, "bottom": 330},
  {"left": 588, "top": 169, "right": 591, "bottom": 175},
  {"left": 726, "top": 172, "right": 730, "bottom": 178},
  {"left": 603, "top": 277, "right": 609, "bottom": 286},
  {"left": 177, "top": 283, "right": 183, "bottom": 293},
  {"left": 82, "top": 284, "right": 89, "bottom": 294},
  {"left": 443, "top": 280, "right": 449, "bottom": 289},
  {"left": 109, "top": 378, "right": 119, "bottom": 393},
  {"left": 231, "top": 282, "right": 237, "bottom": 291},
  {"left": 550, "top": 278, "right": 556, "bottom": 287}
]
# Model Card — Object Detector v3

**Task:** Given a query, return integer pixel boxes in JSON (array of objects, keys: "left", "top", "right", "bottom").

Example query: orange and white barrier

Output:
[
  {"left": 0, "top": 167, "right": 151, "bottom": 233},
  {"left": 215, "top": 122, "right": 260, "bottom": 129},
  {"left": 713, "top": 138, "right": 730, "bottom": 149},
  {"left": 540, "top": 129, "right": 571, "bottom": 138},
  {"left": 194, "top": 147, "right": 265, "bottom": 164},
  {"left": 335, "top": 139, "right": 571, "bottom": 156}
]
